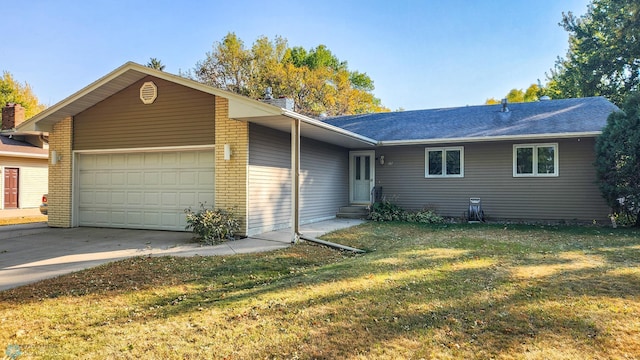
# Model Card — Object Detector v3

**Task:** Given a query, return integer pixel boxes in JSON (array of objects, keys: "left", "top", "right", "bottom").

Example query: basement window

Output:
[
  {"left": 425, "top": 147, "right": 464, "bottom": 178},
  {"left": 513, "top": 143, "right": 558, "bottom": 177}
]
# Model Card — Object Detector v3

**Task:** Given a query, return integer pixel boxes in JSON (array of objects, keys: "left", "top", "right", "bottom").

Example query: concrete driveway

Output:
[
  {"left": 0, "top": 223, "right": 290, "bottom": 291},
  {"left": 0, "top": 219, "right": 364, "bottom": 291}
]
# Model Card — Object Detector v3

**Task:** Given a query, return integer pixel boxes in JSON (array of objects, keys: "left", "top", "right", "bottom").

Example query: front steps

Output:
[{"left": 336, "top": 205, "right": 369, "bottom": 219}]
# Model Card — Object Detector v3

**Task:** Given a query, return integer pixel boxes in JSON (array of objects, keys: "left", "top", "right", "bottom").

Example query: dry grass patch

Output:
[
  {"left": 0, "top": 216, "right": 47, "bottom": 226},
  {"left": 1, "top": 222, "right": 639, "bottom": 359}
]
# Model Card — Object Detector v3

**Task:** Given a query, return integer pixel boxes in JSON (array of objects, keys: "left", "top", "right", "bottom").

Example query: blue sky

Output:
[{"left": 4, "top": 0, "right": 590, "bottom": 111}]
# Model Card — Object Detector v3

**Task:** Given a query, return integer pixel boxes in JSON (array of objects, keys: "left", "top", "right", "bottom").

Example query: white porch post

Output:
[{"left": 291, "top": 118, "right": 301, "bottom": 243}]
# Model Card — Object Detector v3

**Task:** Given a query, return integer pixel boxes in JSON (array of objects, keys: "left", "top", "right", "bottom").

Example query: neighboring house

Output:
[
  {"left": 16, "top": 62, "right": 618, "bottom": 239},
  {"left": 0, "top": 103, "right": 48, "bottom": 210}
]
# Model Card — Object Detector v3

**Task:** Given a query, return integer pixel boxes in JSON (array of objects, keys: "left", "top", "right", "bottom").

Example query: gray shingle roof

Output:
[
  {"left": 0, "top": 135, "right": 48, "bottom": 156},
  {"left": 323, "top": 97, "right": 619, "bottom": 142}
]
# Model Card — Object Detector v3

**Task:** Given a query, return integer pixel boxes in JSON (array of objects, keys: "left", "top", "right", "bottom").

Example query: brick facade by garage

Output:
[
  {"left": 48, "top": 117, "right": 73, "bottom": 227},
  {"left": 214, "top": 96, "right": 249, "bottom": 235}
]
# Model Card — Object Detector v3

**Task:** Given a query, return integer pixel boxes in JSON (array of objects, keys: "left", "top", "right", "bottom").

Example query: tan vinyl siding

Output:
[
  {"left": 74, "top": 76, "right": 215, "bottom": 150},
  {"left": 247, "top": 125, "right": 350, "bottom": 235},
  {"left": 376, "top": 138, "right": 610, "bottom": 222}
]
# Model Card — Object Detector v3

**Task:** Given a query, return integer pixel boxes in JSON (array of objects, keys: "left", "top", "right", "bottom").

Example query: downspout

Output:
[{"left": 291, "top": 118, "right": 301, "bottom": 243}]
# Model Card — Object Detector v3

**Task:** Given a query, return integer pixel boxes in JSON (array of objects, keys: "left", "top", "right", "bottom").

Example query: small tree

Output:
[
  {"left": 146, "top": 58, "right": 165, "bottom": 71},
  {"left": 595, "top": 92, "right": 640, "bottom": 226}
]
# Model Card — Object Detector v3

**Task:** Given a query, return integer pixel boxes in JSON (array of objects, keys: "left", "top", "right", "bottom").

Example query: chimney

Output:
[
  {"left": 501, "top": 98, "right": 509, "bottom": 113},
  {"left": 261, "top": 88, "right": 294, "bottom": 111},
  {"left": 2, "top": 103, "right": 26, "bottom": 130}
]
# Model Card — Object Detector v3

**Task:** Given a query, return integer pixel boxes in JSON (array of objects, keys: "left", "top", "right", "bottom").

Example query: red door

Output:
[{"left": 4, "top": 168, "right": 19, "bottom": 209}]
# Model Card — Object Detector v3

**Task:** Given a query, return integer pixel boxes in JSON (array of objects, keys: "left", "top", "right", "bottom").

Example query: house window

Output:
[
  {"left": 425, "top": 147, "right": 464, "bottom": 178},
  {"left": 513, "top": 143, "right": 558, "bottom": 177}
]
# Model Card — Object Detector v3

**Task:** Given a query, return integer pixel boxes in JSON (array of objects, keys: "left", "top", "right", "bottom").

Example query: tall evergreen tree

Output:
[{"left": 595, "top": 92, "right": 640, "bottom": 226}]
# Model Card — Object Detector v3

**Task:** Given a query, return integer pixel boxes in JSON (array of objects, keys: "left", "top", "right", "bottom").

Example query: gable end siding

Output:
[
  {"left": 375, "top": 138, "right": 610, "bottom": 222},
  {"left": 74, "top": 76, "right": 215, "bottom": 150}
]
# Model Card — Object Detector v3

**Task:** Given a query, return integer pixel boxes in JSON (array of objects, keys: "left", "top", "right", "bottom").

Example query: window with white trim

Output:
[
  {"left": 513, "top": 143, "right": 558, "bottom": 177},
  {"left": 425, "top": 147, "right": 464, "bottom": 178}
]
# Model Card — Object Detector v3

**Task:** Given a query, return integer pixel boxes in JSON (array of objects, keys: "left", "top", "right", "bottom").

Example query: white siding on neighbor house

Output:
[
  {"left": 247, "top": 125, "right": 350, "bottom": 236},
  {"left": 0, "top": 157, "right": 48, "bottom": 209},
  {"left": 374, "top": 138, "right": 610, "bottom": 222},
  {"left": 18, "top": 166, "right": 48, "bottom": 208},
  {"left": 76, "top": 150, "right": 214, "bottom": 231}
]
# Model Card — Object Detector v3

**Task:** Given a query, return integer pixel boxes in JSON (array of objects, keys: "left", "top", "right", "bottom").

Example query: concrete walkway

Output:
[
  {"left": 0, "top": 208, "right": 44, "bottom": 219},
  {"left": 0, "top": 219, "right": 364, "bottom": 291}
]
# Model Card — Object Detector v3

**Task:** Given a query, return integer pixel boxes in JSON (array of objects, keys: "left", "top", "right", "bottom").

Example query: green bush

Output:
[
  {"left": 405, "top": 208, "right": 445, "bottom": 224},
  {"left": 369, "top": 200, "right": 405, "bottom": 222},
  {"left": 185, "top": 204, "right": 240, "bottom": 244},
  {"left": 368, "top": 201, "right": 444, "bottom": 224}
]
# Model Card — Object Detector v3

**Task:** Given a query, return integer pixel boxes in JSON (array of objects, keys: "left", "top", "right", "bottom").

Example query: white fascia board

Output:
[
  {"left": 379, "top": 131, "right": 602, "bottom": 146},
  {"left": 0, "top": 151, "right": 48, "bottom": 159},
  {"left": 281, "top": 109, "right": 378, "bottom": 146}
]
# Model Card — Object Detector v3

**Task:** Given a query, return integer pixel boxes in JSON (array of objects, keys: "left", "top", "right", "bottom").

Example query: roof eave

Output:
[
  {"left": 281, "top": 109, "right": 378, "bottom": 146},
  {"left": 16, "top": 61, "right": 286, "bottom": 132},
  {"left": 378, "top": 131, "right": 602, "bottom": 146}
]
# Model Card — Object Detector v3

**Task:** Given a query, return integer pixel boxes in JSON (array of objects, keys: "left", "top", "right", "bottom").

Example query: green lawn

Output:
[{"left": 1, "top": 222, "right": 639, "bottom": 359}]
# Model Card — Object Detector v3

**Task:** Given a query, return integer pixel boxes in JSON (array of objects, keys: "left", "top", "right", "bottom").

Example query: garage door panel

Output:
[
  {"left": 162, "top": 192, "right": 177, "bottom": 205},
  {"left": 78, "top": 150, "right": 214, "bottom": 231},
  {"left": 199, "top": 172, "right": 215, "bottom": 185},
  {"left": 96, "top": 155, "right": 111, "bottom": 168},
  {"left": 144, "top": 192, "right": 160, "bottom": 205},
  {"left": 180, "top": 172, "right": 197, "bottom": 186},
  {"left": 95, "top": 173, "right": 111, "bottom": 186},
  {"left": 79, "top": 172, "right": 95, "bottom": 186},
  {"left": 95, "top": 191, "right": 110, "bottom": 205},
  {"left": 144, "top": 172, "right": 160, "bottom": 185},
  {"left": 179, "top": 192, "right": 196, "bottom": 207},
  {"left": 111, "top": 211, "right": 126, "bottom": 226},
  {"left": 127, "top": 191, "right": 143, "bottom": 205},
  {"left": 197, "top": 192, "right": 215, "bottom": 205},
  {"left": 111, "top": 172, "right": 126, "bottom": 185},
  {"left": 162, "top": 172, "right": 177, "bottom": 185},
  {"left": 128, "top": 153, "right": 144, "bottom": 167},
  {"left": 111, "top": 191, "right": 125, "bottom": 205}
]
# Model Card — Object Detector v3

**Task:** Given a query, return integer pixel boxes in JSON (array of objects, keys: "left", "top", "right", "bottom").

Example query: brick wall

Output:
[
  {"left": 214, "top": 96, "right": 249, "bottom": 235},
  {"left": 48, "top": 117, "right": 73, "bottom": 227}
]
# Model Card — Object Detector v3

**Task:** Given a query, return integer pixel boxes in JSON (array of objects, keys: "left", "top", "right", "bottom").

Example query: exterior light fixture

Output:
[
  {"left": 224, "top": 144, "right": 232, "bottom": 161},
  {"left": 51, "top": 150, "right": 62, "bottom": 165}
]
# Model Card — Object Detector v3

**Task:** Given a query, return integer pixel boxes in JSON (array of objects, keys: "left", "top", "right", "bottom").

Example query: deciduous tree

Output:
[
  {"left": 0, "top": 71, "right": 46, "bottom": 119},
  {"left": 193, "top": 33, "right": 388, "bottom": 116},
  {"left": 484, "top": 84, "right": 542, "bottom": 105},
  {"left": 548, "top": 0, "right": 640, "bottom": 105}
]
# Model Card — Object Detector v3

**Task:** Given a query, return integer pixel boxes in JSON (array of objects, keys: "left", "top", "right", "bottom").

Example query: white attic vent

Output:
[{"left": 140, "top": 81, "right": 158, "bottom": 104}]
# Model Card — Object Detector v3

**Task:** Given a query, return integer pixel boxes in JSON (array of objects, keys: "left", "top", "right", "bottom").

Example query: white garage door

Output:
[{"left": 77, "top": 150, "right": 215, "bottom": 231}]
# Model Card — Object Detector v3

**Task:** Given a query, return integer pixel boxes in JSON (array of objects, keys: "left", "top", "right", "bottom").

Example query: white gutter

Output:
[
  {"left": 378, "top": 131, "right": 602, "bottom": 146},
  {"left": 0, "top": 151, "right": 48, "bottom": 159},
  {"left": 281, "top": 109, "right": 378, "bottom": 146}
]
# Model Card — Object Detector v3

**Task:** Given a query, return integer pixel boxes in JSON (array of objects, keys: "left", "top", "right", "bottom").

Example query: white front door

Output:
[{"left": 350, "top": 151, "right": 375, "bottom": 204}]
